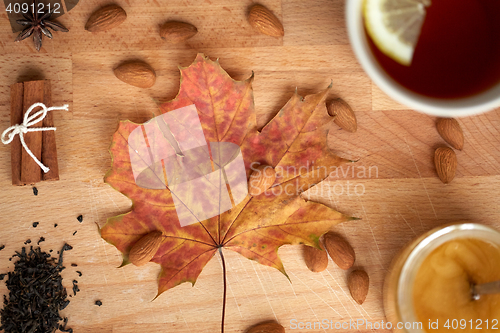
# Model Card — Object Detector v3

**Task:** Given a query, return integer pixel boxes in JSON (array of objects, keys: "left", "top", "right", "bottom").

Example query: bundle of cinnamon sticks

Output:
[{"left": 10, "top": 80, "right": 59, "bottom": 185}]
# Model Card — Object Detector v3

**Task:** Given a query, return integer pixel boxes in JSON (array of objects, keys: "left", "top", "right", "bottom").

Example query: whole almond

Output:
[
  {"left": 160, "top": 21, "right": 198, "bottom": 43},
  {"left": 327, "top": 98, "right": 357, "bottom": 133},
  {"left": 302, "top": 243, "right": 328, "bottom": 272},
  {"left": 434, "top": 147, "right": 457, "bottom": 184},
  {"left": 129, "top": 231, "right": 163, "bottom": 266},
  {"left": 348, "top": 269, "right": 369, "bottom": 305},
  {"left": 85, "top": 5, "right": 127, "bottom": 32},
  {"left": 248, "top": 165, "right": 276, "bottom": 197},
  {"left": 114, "top": 61, "right": 156, "bottom": 88},
  {"left": 248, "top": 4, "right": 284, "bottom": 37},
  {"left": 246, "top": 321, "right": 285, "bottom": 333},
  {"left": 436, "top": 118, "right": 464, "bottom": 150},
  {"left": 323, "top": 232, "right": 355, "bottom": 270}
]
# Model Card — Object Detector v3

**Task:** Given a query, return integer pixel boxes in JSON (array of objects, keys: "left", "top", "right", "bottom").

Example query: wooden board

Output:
[{"left": 0, "top": 0, "right": 499, "bottom": 332}]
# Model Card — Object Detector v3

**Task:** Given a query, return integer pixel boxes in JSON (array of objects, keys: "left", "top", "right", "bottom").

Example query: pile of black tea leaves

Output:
[{"left": 0, "top": 243, "right": 73, "bottom": 333}]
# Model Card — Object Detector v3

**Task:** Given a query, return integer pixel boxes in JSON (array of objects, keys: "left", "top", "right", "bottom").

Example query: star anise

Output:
[{"left": 15, "top": 0, "right": 69, "bottom": 51}]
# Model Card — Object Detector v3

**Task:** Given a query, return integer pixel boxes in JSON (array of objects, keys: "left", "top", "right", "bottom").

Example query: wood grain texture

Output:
[{"left": 0, "top": 0, "right": 499, "bottom": 332}]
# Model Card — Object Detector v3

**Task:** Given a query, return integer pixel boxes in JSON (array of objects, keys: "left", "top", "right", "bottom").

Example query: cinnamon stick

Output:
[
  {"left": 10, "top": 83, "right": 23, "bottom": 185},
  {"left": 20, "top": 81, "right": 44, "bottom": 185},
  {"left": 41, "top": 80, "right": 59, "bottom": 181},
  {"left": 9, "top": 80, "right": 60, "bottom": 185}
]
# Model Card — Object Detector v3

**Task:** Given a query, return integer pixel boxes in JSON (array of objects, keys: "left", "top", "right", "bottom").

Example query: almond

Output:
[
  {"left": 129, "top": 231, "right": 163, "bottom": 266},
  {"left": 248, "top": 4, "right": 284, "bottom": 37},
  {"left": 248, "top": 165, "right": 276, "bottom": 197},
  {"left": 436, "top": 118, "right": 464, "bottom": 150},
  {"left": 246, "top": 321, "right": 285, "bottom": 333},
  {"left": 327, "top": 98, "right": 357, "bottom": 133},
  {"left": 323, "top": 232, "right": 355, "bottom": 270},
  {"left": 114, "top": 61, "right": 156, "bottom": 88},
  {"left": 434, "top": 146, "right": 457, "bottom": 184},
  {"left": 302, "top": 242, "right": 328, "bottom": 273},
  {"left": 85, "top": 5, "right": 127, "bottom": 32},
  {"left": 160, "top": 21, "right": 198, "bottom": 43},
  {"left": 348, "top": 269, "right": 369, "bottom": 305}
]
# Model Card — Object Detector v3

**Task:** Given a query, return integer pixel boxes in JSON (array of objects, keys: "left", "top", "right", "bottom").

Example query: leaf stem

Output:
[{"left": 219, "top": 247, "right": 227, "bottom": 333}]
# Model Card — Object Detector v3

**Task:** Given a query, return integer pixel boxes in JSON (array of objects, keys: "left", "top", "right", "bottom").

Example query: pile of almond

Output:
[
  {"left": 434, "top": 118, "right": 464, "bottom": 184},
  {"left": 87, "top": 0, "right": 373, "bottom": 319},
  {"left": 84, "top": 3, "right": 286, "bottom": 89},
  {"left": 302, "top": 232, "right": 369, "bottom": 305}
]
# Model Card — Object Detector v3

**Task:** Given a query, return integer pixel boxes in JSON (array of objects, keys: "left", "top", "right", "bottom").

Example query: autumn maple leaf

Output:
[{"left": 101, "top": 54, "right": 355, "bottom": 331}]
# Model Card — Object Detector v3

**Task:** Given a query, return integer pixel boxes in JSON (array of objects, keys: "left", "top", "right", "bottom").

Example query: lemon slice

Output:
[{"left": 363, "top": 0, "right": 431, "bottom": 65}]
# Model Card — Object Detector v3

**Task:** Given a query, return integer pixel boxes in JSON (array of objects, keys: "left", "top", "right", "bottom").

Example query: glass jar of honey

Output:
[{"left": 384, "top": 223, "right": 500, "bottom": 333}]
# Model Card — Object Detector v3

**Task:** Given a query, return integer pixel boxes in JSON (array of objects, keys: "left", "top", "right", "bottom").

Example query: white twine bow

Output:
[{"left": 1, "top": 102, "right": 69, "bottom": 173}]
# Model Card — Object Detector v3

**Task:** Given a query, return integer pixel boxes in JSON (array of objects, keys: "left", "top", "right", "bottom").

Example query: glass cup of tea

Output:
[{"left": 346, "top": 0, "right": 500, "bottom": 117}]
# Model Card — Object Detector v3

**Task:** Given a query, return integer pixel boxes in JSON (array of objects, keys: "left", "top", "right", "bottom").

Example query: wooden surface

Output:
[{"left": 0, "top": 1, "right": 500, "bottom": 332}]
